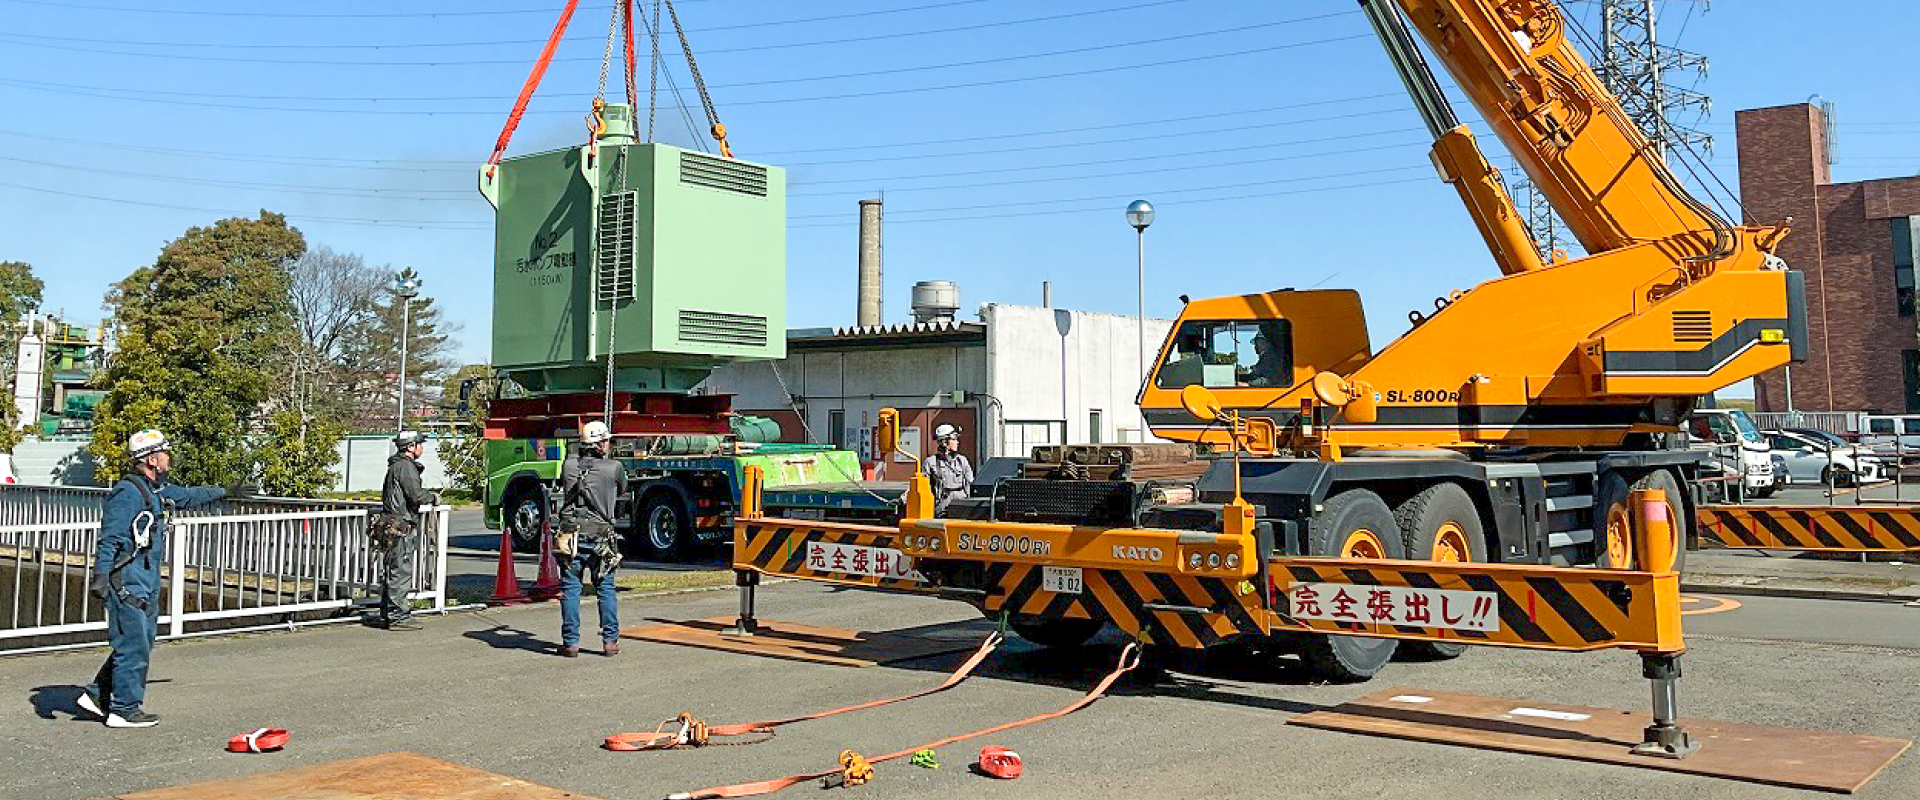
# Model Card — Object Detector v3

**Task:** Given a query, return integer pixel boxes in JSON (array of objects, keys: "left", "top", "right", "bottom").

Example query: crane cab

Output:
[{"left": 1139, "top": 289, "right": 1371, "bottom": 445}]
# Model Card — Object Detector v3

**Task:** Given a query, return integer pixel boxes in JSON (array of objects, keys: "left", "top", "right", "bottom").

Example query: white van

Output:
[
  {"left": 1686, "top": 408, "right": 1775, "bottom": 495},
  {"left": 1862, "top": 415, "right": 1920, "bottom": 453}
]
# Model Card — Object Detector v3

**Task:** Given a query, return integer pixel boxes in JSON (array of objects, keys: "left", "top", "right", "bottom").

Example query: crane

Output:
[{"left": 1135, "top": 0, "right": 1803, "bottom": 452}]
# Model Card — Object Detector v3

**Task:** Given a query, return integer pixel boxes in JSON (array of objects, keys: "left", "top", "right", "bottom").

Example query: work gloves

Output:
[{"left": 226, "top": 481, "right": 259, "bottom": 499}]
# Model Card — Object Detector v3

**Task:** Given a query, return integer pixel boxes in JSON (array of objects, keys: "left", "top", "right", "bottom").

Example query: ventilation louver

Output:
[
  {"left": 680, "top": 152, "right": 768, "bottom": 197},
  {"left": 1671, "top": 310, "right": 1713, "bottom": 343},
  {"left": 596, "top": 191, "right": 637, "bottom": 303},
  {"left": 680, "top": 309, "right": 769, "bottom": 347}
]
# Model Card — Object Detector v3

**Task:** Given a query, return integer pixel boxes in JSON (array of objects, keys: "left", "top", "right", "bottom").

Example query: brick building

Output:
[{"left": 1738, "top": 102, "right": 1920, "bottom": 413}]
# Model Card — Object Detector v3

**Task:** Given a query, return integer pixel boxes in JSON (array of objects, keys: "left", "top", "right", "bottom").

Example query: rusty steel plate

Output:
[
  {"left": 1288, "top": 687, "right": 1909, "bottom": 794},
  {"left": 621, "top": 616, "right": 978, "bottom": 667},
  {"left": 109, "top": 751, "right": 606, "bottom": 800}
]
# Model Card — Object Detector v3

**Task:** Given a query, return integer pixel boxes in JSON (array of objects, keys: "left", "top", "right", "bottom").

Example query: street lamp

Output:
[
  {"left": 393, "top": 271, "right": 423, "bottom": 433},
  {"left": 1125, "top": 200, "right": 1155, "bottom": 393}
]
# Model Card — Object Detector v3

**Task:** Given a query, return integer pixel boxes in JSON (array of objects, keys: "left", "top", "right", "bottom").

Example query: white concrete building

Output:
[{"left": 702, "top": 304, "right": 1174, "bottom": 466}]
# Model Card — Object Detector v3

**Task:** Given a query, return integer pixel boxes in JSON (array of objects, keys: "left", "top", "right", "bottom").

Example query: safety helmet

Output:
[
  {"left": 977, "top": 746, "right": 1023, "bottom": 779},
  {"left": 128, "top": 429, "right": 170, "bottom": 460},
  {"left": 394, "top": 430, "right": 426, "bottom": 449},
  {"left": 581, "top": 420, "right": 612, "bottom": 445},
  {"left": 933, "top": 423, "right": 961, "bottom": 440}
]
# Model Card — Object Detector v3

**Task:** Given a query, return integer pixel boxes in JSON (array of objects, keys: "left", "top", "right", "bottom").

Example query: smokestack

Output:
[
  {"left": 857, "top": 198, "right": 883, "bottom": 327},
  {"left": 1042, "top": 281, "right": 1051, "bottom": 308}
]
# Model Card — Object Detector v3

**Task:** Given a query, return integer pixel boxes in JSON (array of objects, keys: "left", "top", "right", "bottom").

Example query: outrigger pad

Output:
[
  {"left": 108, "top": 751, "right": 605, "bottom": 800},
  {"left": 1288, "top": 687, "right": 1910, "bottom": 794},
  {"left": 622, "top": 616, "right": 979, "bottom": 667}
]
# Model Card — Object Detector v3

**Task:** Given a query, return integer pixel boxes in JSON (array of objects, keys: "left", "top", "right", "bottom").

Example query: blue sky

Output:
[{"left": 3, "top": 0, "right": 1917, "bottom": 398}]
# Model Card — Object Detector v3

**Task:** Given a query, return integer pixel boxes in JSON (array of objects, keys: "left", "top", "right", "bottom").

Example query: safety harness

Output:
[
  {"left": 100, "top": 475, "right": 166, "bottom": 611},
  {"left": 661, "top": 642, "right": 1141, "bottom": 799},
  {"left": 604, "top": 630, "right": 1003, "bottom": 752}
]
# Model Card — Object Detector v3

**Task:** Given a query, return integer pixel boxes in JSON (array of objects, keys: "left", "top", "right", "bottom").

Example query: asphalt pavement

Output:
[{"left": 5, "top": 578, "right": 1919, "bottom": 800}]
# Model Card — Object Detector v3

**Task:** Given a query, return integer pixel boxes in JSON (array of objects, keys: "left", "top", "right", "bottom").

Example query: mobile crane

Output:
[{"left": 879, "top": 0, "right": 1806, "bottom": 681}]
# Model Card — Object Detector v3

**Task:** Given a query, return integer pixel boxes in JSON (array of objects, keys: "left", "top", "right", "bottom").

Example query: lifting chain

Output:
[{"left": 663, "top": 0, "right": 732, "bottom": 157}]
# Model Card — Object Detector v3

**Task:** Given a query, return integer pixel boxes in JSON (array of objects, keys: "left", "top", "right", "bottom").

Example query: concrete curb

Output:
[{"left": 1680, "top": 579, "right": 1920, "bottom": 604}]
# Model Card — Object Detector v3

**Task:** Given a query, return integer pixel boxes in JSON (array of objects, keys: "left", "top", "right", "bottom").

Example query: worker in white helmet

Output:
[
  {"left": 78, "top": 429, "right": 230, "bottom": 728},
  {"left": 927, "top": 423, "right": 974, "bottom": 516},
  {"left": 375, "top": 430, "right": 439, "bottom": 631},
  {"left": 557, "top": 420, "right": 628, "bottom": 657}
]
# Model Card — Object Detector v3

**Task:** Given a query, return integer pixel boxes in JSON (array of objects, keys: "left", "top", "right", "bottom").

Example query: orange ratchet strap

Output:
[
  {"left": 663, "top": 642, "right": 1141, "bottom": 799},
  {"left": 604, "top": 631, "right": 1003, "bottom": 752}
]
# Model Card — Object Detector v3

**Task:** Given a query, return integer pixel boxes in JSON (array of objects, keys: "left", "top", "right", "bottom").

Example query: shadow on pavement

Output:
[
  {"left": 461, "top": 615, "right": 561, "bottom": 656},
  {"left": 28, "top": 685, "right": 93, "bottom": 721}
]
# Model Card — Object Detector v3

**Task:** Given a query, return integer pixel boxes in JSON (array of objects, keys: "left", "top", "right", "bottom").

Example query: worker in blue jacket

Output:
[{"left": 76, "top": 429, "right": 232, "bottom": 728}]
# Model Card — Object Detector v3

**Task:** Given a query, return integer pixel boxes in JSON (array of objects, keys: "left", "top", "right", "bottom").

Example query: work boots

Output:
[{"left": 105, "top": 709, "right": 161, "bottom": 729}]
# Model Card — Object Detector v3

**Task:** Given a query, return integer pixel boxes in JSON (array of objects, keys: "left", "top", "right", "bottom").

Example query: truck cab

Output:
[{"left": 1685, "top": 408, "right": 1774, "bottom": 497}]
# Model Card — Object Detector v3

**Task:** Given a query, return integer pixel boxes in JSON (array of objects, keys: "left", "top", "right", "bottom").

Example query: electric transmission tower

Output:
[{"left": 1512, "top": 0, "right": 1711, "bottom": 263}]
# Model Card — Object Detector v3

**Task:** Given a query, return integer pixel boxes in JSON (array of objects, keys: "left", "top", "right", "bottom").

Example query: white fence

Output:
[
  {"left": 0, "top": 488, "right": 449, "bottom": 651},
  {"left": 1750, "top": 411, "right": 1866, "bottom": 437}
]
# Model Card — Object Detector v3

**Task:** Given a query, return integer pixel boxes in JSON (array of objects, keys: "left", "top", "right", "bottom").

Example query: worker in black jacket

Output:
[
  {"left": 377, "top": 430, "right": 438, "bottom": 631},
  {"left": 557, "top": 420, "right": 628, "bottom": 657}
]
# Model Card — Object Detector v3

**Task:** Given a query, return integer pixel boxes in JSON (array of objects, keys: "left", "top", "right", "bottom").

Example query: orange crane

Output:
[{"left": 860, "top": 0, "right": 1807, "bottom": 683}]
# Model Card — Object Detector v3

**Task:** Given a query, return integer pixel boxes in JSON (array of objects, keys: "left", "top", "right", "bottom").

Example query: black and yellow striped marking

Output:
[
  {"left": 732, "top": 518, "right": 933, "bottom": 592},
  {"left": 1269, "top": 558, "right": 1681, "bottom": 652},
  {"left": 1699, "top": 504, "right": 1920, "bottom": 552},
  {"left": 979, "top": 565, "right": 1267, "bottom": 648}
]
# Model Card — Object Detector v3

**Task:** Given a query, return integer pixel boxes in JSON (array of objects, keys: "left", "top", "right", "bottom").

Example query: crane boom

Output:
[{"left": 1380, "top": 0, "right": 1725, "bottom": 258}]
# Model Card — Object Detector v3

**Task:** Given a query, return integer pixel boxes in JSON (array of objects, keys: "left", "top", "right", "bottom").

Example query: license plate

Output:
[
  {"left": 1041, "top": 566, "right": 1083, "bottom": 595},
  {"left": 782, "top": 508, "right": 825, "bottom": 520}
]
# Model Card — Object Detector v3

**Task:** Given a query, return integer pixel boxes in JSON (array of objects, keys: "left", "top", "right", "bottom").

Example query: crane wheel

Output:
[
  {"left": 1296, "top": 488, "right": 1403, "bottom": 682},
  {"left": 503, "top": 482, "right": 547, "bottom": 555},
  {"left": 1594, "top": 470, "right": 1688, "bottom": 573},
  {"left": 1393, "top": 483, "right": 1487, "bottom": 661}
]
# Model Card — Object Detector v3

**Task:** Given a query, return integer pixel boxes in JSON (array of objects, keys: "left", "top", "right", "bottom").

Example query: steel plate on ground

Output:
[
  {"left": 621, "top": 616, "right": 980, "bottom": 667},
  {"left": 1288, "top": 687, "right": 1909, "bottom": 794},
  {"left": 108, "top": 751, "right": 604, "bottom": 800}
]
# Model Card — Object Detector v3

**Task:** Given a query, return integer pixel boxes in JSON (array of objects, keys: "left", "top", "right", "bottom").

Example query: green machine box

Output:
[{"left": 480, "top": 105, "right": 786, "bottom": 394}]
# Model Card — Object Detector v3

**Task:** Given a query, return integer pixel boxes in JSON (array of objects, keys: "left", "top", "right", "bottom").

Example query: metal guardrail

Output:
[
  {"left": 0, "top": 498, "right": 449, "bottom": 651},
  {"left": 0, "top": 484, "right": 376, "bottom": 527}
]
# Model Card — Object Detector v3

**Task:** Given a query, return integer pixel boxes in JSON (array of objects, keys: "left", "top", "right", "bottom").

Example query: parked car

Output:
[
  {"left": 1686, "top": 408, "right": 1774, "bottom": 495},
  {"left": 1763, "top": 452, "right": 1789, "bottom": 497},
  {"left": 1862, "top": 415, "right": 1920, "bottom": 453},
  {"left": 1766, "top": 428, "right": 1886, "bottom": 486}
]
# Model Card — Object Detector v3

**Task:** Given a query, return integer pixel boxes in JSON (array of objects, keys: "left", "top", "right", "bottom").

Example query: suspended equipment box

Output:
[{"left": 483, "top": 126, "right": 786, "bottom": 394}]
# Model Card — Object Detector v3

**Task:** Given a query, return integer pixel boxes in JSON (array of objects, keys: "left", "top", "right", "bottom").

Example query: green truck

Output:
[{"left": 477, "top": 104, "right": 895, "bottom": 558}]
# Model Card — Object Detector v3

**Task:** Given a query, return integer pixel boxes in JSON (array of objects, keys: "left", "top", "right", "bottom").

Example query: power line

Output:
[
  {"left": 0, "top": 178, "right": 489, "bottom": 229},
  {"left": 0, "top": 155, "right": 470, "bottom": 199},
  {"left": 0, "top": 34, "right": 1373, "bottom": 115},
  {"left": 788, "top": 176, "right": 1434, "bottom": 229},
  {"left": 0, "top": 1, "right": 1181, "bottom": 51},
  {"left": 788, "top": 165, "right": 1434, "bottom": 220}
]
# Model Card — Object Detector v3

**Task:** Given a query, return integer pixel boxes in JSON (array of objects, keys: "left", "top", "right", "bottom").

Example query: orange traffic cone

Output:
[
  {"left": 488, "top": 526, "right": 528, "bottom": 605},
  {"left": 529, "top": 517, "right": 563, "bottom": 601}
]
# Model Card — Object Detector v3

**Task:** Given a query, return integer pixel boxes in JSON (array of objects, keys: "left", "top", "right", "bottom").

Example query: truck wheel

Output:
[
  {"left": 1631, "top": 469, "right": 1688, "bottom": 574},
  {"left": 1296, "top": 489, "right": 1403, "bottom": 682},
  {"left": 637, "top": 491, "right": 691, "bottom": 561},
  {"left": 1595, "top": 470, "right": 1688, "bottom": 573},
  {"left": 1593, "top": 473, "right": 1633, "bottom": 569},
  {"left": 503, "top": 483, "right": 547, "bottom": 554},
  {"left": 1393, "top": 483, "right": 1486, "bottom": 661},
  {"left": 1009, "top": 617, "right": 1104, "bottom": 649}
]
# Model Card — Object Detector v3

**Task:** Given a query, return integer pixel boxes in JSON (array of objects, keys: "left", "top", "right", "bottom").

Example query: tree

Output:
[
  {"left": 90, "top": 212, "right": 303, "bottom": 484},
  {"left": 256, "top": 409, "right": 344, "bottom": 497},
  {"left": 436, "top": 363, "right": 494, "bottom": 498},
  {"left": 336, "top": 267, "right": 460, "bottom": 432},
  {"left": 283, "top": 245, "right": 382, "bottom": 422},
  {"left": 0, "top": 261, "right": 45, "bottom": 441}
]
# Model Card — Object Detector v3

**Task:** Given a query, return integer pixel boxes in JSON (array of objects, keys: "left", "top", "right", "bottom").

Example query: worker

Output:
[
  {"left": 77, "top": 429, "right": 231, "bottom": 728},
  {"left": 927, "top": 423, "right": 974, "bottom": 516},
  {"left": 558, "top": 420, "right": 627, "bottom": 657},
  {"left": 1244, "top": 332, "right": 1287, "bottom": 387},
  {"left": 377, "top": 430, "right": 439, "bottom": 631}
]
